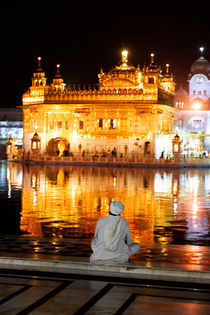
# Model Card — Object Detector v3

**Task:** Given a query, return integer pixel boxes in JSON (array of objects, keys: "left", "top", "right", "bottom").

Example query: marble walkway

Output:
[
  {"left": 1, "top": 235, "right": 210, "bottom": 314},
  {"left": 1, "top": 268, "right": 210, "bottom": 314},
  {"left": 0, "top": 235, "right": 210, "bottom": 271}
]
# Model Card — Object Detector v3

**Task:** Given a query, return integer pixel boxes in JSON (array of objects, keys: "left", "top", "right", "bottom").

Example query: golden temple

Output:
[{"left": 22, "top": 50, "right": 176, "bottom": 158}]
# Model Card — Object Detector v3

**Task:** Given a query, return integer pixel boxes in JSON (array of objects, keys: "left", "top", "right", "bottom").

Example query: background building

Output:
[
  {"left": 174, "top": 47, "right": 210, "bottom": 156},
  {"left": 22, "top": 50, "right": 176, "bottom": 159},
  {"left": 0, "top": 108, "right": 23, "bottom": 159}
]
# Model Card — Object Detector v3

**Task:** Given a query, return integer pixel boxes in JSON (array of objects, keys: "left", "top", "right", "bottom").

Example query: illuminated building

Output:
[
  {"left": 0, "top": 108, "right": 23, "bottom": 158},
  {"left": 22, "top": 50, "right": 176, "bottom": 159},
  {"left": 174, "top": 47, "right": 210, "bottom": 156}
]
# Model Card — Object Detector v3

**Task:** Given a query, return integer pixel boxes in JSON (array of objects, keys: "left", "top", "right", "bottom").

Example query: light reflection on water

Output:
[{"left": 2, "top": 161, "right": 210, "bottom": 245}]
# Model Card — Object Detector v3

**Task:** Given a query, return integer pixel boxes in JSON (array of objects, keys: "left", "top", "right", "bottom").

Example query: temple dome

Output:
[
  {"left": 98, "top": 50, "right": 142, "bottom": 90},
  {"left": 189, "top": 55, "right": 210, "bottom": 77},
  {"left": 175, "top": 86, "right": 188, "bottom": 102}
]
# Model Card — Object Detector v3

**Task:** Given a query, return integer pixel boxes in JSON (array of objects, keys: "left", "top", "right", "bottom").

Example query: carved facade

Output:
[{"left": 22, "top": 50, "right": 176, "bottom": 158}]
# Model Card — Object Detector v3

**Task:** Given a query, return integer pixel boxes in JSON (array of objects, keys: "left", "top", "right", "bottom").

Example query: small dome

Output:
[
  {"left": 190, "top": 55, "right": 210, "bottom": 76},
  {"left": 31, "top": 132, "right": 40, "bottom": 141},
  {"left": 175, "top": 86, "right": 188, "bottom": 102}
]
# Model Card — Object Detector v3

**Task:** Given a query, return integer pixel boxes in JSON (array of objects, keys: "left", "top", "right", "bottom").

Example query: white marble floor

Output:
[{"left": 0, "top": 271, "right": 210, "bottom": 314}]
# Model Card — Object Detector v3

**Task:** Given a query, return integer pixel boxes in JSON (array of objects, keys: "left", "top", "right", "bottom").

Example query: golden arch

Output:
[{"left": 47, "top": 138, "right": 70, "bottom": 156}]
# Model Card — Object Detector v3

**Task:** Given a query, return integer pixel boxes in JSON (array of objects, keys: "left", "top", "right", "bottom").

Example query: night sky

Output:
[{"left": 1, "top": 1, "right": 210, "bottom": 108}]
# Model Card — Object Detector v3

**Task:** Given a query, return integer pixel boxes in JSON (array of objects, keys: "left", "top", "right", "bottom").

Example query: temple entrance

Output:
[
  {"left": 144, "top": 141, "right": 151, "bottom": 155},
  {"left": 47, "top": 138, "right": 70, "bottom": 156}
]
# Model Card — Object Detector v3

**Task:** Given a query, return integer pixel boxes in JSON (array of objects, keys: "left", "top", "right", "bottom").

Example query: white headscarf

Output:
[
  {"left": 104, "top": 201, "right": 125, "bottom": 251},
  {"left": 110, "top": 200, "right": 124, "bottom": 215}
]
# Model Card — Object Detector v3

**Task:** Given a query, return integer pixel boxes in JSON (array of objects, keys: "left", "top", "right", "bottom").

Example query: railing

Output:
[
  {"left": 10, "top": 151, "right": 210, "bottom": 167},
  {"left": 26, "top": 153, "right": 176, "bottom": 165}
]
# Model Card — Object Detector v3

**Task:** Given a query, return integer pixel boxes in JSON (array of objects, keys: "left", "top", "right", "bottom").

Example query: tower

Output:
[
  {"left": 160, "top": 64, "right": 175, "bottom": 93},
  {"left": 188, "top": 47, "right": 210, "bottom": 103},
  {"left": 31, "top": 57, "right": 47, "bottom": 88},
  {"left": 51, "top": 64, "right": 66, "bottom": 92},
  {"left": 142, "top": 53, "right": 162, "bottom": 85}
]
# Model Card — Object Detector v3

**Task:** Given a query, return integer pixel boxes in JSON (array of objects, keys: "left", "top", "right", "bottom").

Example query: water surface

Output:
[{"left": 1, "top": 161, "right": 210, "bottom": 246}]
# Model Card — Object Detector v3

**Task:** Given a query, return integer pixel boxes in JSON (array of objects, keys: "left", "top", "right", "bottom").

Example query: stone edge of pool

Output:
[{"left": 0, "top": 256, "right": 210, "bottom": 284}]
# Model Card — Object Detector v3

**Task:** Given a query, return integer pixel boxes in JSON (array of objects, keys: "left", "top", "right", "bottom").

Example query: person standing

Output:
[{"left": 90, "top": 200, "right": 140, "bottom": 263}]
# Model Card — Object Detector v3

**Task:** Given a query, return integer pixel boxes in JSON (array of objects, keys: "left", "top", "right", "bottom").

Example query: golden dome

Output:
[
  {"left": 174, "top": 134, "right": 180, "bottom": 140},
  {"left": 31, "top": 132, "right": 41, "bottom": 141},
  {"left": 98, "top": 50, "right": 142, "bottom": 90}
]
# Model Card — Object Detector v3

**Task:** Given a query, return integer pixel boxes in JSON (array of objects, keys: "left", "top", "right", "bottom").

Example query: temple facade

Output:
[{"left": 22, "top": 50, "right": 176, "bottom": 159}]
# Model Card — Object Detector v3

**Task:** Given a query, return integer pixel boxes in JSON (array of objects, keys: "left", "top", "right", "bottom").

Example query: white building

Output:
[
  {"left": 174, "top": 47, "right": 210, "bottom": 156},
  {"left": 0, "top": 108, "right": 23, "bottom": 159}
]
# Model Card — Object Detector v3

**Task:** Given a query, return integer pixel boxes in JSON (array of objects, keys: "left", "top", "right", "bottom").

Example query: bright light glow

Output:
[
  {"left": 72, "top": 130, "right": 78, "bottom": 138},
  {"left": 150, "top": 53, "right": 155, "bottom": 64},
  {"left": 193, "top": 102, "right": 201, "bottom": 110},
  {"left": 199, "top": 47, "right": 204, "bottom": 53},
  {"left": 33, "top": 190, "right": 37, "bottom": 206},
  {"left": 188, "top": 175, "right": 199, "bottom": 194},
  {"left": 122, "top": 50, "right": 128, "bottom": 59},
  {"left": 23, "top": 96, "right": 44, "bottom": 104},
  {"left": 193, "top": 200, "right": 198, "bottom": 217},
  {"left": 154, "top": 172, "right": 172, "bottom": 194},
  {"left": 174, "top": 144, "right": 178, "bottom": 152},
  {"left": 122, "top": 50, "right": 128, "bottom": 64}
]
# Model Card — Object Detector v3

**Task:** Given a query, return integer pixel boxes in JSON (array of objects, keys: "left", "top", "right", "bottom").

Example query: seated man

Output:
[{"left": 90, "top": 200, "right": 140, "bottom": 263}]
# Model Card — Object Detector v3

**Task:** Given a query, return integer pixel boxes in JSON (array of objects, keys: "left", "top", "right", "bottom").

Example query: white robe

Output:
[{"left": 90, "top": 215, "right": 140, "bottom": 263}]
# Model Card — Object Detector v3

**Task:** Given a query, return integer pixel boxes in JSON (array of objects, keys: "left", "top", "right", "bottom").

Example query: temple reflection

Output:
[{"left": 6, "top": 163, "right": 210, "bottom": 245}]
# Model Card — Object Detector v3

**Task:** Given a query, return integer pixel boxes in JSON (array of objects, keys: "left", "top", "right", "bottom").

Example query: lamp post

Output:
[
  {"left": 172, "top": 134, "right": 181, "bottom": 163},
  {"left": 31, "top": 132, "right": 41, "bottom": 154},
  {"left": 6, "top": 136, "right": 14, "bottom": 160},
  {"left": 78, "top": 143, "right": 82, "bottom": 157},
  {"left": 124, "top": 145, "right": 128, "bottom": 159}
]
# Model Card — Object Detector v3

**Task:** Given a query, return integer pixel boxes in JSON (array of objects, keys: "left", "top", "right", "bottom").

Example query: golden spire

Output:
[
  {"left": 51, "top": 63, "right": 66, "bottom": 91},
  {"left": 55, "top": 64, "right": 61, "bottom": 77},
  {"left": 38, "top": 56, "right": 41, "bottom": 65},
  {"left": 36, "top": 56, "right": 42, "bottom": 72},
  {"left": 122, "top": 50, "right": 128, "bottom": 65},
  {"left": 150, "top": 53, "right": 154, "bottom": 64},
  {"left": 166, "top": 63, "right": 169, "bottom": 75}
]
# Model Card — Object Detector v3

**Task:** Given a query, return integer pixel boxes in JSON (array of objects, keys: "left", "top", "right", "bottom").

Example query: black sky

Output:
[{"left": 1, "top": 1, "right": 210, "bottom": 108}]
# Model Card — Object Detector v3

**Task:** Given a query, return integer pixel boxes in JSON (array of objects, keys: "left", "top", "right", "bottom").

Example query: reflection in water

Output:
[{"left": 5, "top": 162, "right": 210, "bottom": 246}]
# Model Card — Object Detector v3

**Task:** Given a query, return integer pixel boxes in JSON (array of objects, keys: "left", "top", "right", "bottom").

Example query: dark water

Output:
[{"left": 1, "top": 160, "right": 210, "bottom": 246}]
